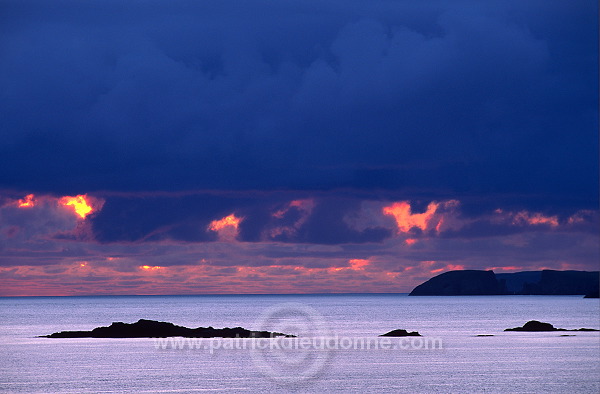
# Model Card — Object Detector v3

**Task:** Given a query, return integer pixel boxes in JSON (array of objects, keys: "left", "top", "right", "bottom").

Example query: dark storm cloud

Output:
[
  {"left": 0, "top": 0, "right": 597, "bottom": 210},
  {"left": 88, "top": 191, "right": 596, "bottom": 246},
  {"left": 90, "top": 194, "right": 230, "bottom": 243},
  {"left": 88, "top": 193, "right": 392, "bottom": 244},
  {"left": 293, "top": 198, "right": 391, "bottom": 244}
]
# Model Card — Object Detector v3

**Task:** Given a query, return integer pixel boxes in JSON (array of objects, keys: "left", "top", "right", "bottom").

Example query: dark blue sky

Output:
[
  {"left": 2, "top": 0, "right": 597, "bottom": 201},
  {"left": 0, "top": 0, "right": 597, "bottom": 295}
]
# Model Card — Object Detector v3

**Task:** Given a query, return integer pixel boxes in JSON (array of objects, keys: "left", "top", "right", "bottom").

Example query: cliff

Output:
[
  {"left": 409, "top": 270, "right": 599, "bottom": 296},
  {"left": 409, "top": 270, "right": 502, "bottom": 296}
]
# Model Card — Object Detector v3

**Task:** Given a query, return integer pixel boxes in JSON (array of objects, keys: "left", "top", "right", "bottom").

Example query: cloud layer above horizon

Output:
[
  {"left": 1, "top": 192, "right": 597, "bottom": 295},
  {"left": 0, "top": 0, "right": 597, "bottom": 295}
]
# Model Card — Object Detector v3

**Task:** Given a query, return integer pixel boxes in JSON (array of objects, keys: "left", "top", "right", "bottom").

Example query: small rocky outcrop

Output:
[
  {"left": 505, "top": 320, "right": 559, "bottom": 331},
  {"left": 380, "top": 329, "right": 421, "bottom": 337},
  {"left": 504, "top": 320, "right": 599, "bottom": 332},
  {"left": 41, "top": 319, "right": 294, "bottom": 338}
]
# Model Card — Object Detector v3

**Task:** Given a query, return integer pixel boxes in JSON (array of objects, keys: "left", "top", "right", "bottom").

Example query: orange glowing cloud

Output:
[
  {"left": 383, "top": 200, "right": 460, "bottom": 235},
  {"left": 209, "top": 213, "right": 242, "bottom": 231},
  {"left": 208, "top": 213, "right": 243, "bottom": 241},
  {"left": 140, "top": 265, "right": 163, "bottom": 271},
  {"left": 383, "top": 201, "right": 439, "bottom": 233},
  {"left": 59, "top": 195, "right": 94, "bottom": 219},
  {"left": 17, "top": 194, "right": 36, "bottom": 208}
]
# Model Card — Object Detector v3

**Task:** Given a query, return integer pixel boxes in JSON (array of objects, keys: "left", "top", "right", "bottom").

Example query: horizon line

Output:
[{"left": 0, "top": 292, "right": 412, "bottom": 298}]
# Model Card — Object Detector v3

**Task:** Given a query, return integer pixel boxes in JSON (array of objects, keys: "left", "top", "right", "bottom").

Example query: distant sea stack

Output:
[
  {"left": 409, "top": 270, "right": 599, "bottom": 296},
  {"left": 505, "top": 320, "right": 599, "bottom": 332},
  {"left": 380, "top": 329, "right": 421, "bottom": 337}
]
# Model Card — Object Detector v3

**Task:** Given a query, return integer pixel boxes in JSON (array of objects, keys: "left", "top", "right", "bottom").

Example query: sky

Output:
[{"left": 0, "top": 0, "right": 598, "bottom": 296}]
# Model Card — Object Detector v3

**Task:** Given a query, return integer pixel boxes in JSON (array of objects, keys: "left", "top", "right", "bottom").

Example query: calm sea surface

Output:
[{"left": 1, "top": 294, "right": 599, "bottom": 393}]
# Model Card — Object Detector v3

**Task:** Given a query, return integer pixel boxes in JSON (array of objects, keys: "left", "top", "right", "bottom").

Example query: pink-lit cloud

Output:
[
  {"left": 0, "top": 193, "right": 105, "bottom": 244},
  {"left": 272, "top": 199, "right": 315, "bottom": 219},
  {"left": 382, "top": 200, "right": 460, "bottom": 234},
  {"left": 59, "top": 194, "right": 99, "bottom": 219},
  {"left": 567, "top": 210, "right": 597, "bottom": 226},
  {"left": 17, "top": 194, "right": 36, "bottom": 208},
  {"left": 512, "top": 211, "right": 559, "bottom": 227},
  {"left": 208, "top": 213, "right": 243, "bottom": 241},
  {"left": 0, "top": 191, "right": 598, "bottom": 296},
  {"left": 429, "top": 264, "right": 465, "bottom": 274},
  {"left": 268, "top": 199, "right": 314, "bottom": 240},
  {"left": 493, "top": 208, "right": 559, "bottom": 227}
]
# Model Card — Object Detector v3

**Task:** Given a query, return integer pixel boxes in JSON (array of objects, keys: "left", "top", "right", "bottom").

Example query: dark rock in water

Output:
[
  {"left": 409, "top": 269, "right": 599, "bottom": 296},
  {"left": 505, "top": 320, "right": 599, "bottom": 332},
  {"left": 475, "top": 334, "right": 494, "bottom": 337},
  {"left": 409, "top": 270, "right": 501, "bottom": 296},
  {"left": 380, "top": 329, "right": 421, "bottom": 337},
  {"left": 41, "top": 319, "right": 294, "bottom": 338},
  {"left": 505, "top": 320, "right": 560, "bottom": 331}
]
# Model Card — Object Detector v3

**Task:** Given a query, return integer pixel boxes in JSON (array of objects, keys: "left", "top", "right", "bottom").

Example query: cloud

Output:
[
  {"left": 0, "top": 1, "right": 597, "bottom": 295},
  {"left": 0, "top": 193, "right": 100, "bottom": 245},
  {"left": 2, "top": 191, "right": 597, "bottom": 277},
  {"left": 383, "top": 200, "right": 459, "bottom": 234},
  {"left": 208, "top": 213, "right": 243, "bottom": 242},
  {"left": 84, "top": 193, "right": 394, "bottom": 245},
  {"left": 0, "top": 0, "right": 596, "bottom": 208}
]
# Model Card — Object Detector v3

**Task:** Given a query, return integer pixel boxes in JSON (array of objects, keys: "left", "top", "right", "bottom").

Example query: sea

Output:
[{"left": 1, "top": 294, "right": 599, "bottom": 393}]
